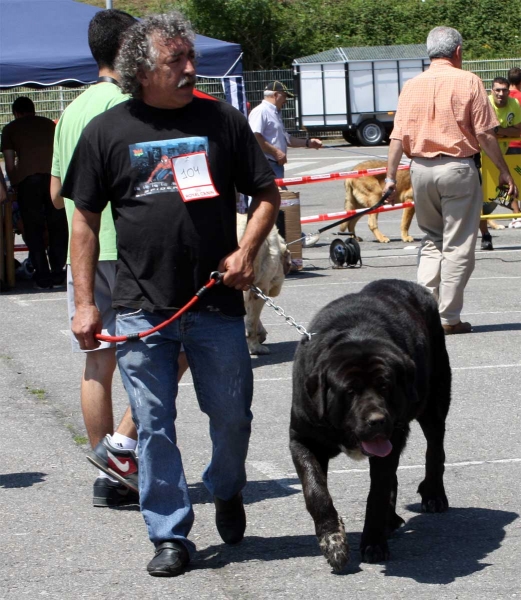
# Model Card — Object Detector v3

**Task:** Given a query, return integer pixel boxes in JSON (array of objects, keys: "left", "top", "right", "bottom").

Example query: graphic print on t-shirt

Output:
[{"left": 129, "top": 136, "right": 208, "bottom": 197}]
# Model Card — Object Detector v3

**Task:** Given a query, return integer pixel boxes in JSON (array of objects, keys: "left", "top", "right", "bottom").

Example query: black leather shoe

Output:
[
  {"left": 214, "top": 492, "right": 246, "bottom": 544},
  {"left": 147, "top": 541, "right": 189, "bottom": 577}
]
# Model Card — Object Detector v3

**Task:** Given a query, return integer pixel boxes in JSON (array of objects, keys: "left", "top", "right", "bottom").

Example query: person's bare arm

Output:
[
  {"left": 70, "top": 207, "right": 102, "bottom": 350},
  {"left": 288, "top": 135, "right": 322, "bottom": 149},
  {"left": 496, "top": 123, "right": 521, "bottom": 138},
  {"left": 382, "top": 138, "right": 404, "bottom": 204},
  {"left": 50, "top": 175, "right": 65, "bottom": 209},
  {"left": 3, "top": 149, "right": 16, "bottom": 183},
  {"left": 218, "top": 181, "right": 281, "bottom": 290},
  {"left": 254, "top": 132, "right": 286, "bottom": 165},
  {"left": 0, "top": 168, "right": 7, "bottom": 203},
  {"left": 477, "top": 129, "right": 518, "bottom": 198}
]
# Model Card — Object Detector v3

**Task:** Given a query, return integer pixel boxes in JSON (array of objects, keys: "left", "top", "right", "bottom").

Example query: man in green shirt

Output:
[{"left": 50, "top": 9, "right": 139, "bottom": 507}]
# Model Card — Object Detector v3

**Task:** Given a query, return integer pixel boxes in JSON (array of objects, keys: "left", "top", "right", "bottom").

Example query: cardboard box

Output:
[{"left": 279, "top": 190, "right": 302, "bottom": 271}]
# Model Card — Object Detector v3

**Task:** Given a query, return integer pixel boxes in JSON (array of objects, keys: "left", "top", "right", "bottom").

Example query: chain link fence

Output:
[{"left": 1, "top": 58, "right": 520, "bottom": 140}]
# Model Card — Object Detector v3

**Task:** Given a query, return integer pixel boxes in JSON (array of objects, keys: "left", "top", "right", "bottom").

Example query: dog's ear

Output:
[
  {"left": 305, "top": 367, "right": 328, "bottom": 420},
  {"left": 393, "top": 354, "right": 419, "bottom": 411}
]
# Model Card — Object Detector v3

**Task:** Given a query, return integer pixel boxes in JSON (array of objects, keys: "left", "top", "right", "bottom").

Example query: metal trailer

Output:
[{"left": 293, "top": 44, "right": 430, "bottom": 146}]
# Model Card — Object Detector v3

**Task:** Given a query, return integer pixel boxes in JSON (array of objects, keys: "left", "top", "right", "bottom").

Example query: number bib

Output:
[{"left": 171, "top": 151, "right": 219, "bottom": 202}]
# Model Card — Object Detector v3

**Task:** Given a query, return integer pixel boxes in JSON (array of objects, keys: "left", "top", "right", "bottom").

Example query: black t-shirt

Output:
[{"left": 62, "top": 97, "right": 275, "bottom": 316}]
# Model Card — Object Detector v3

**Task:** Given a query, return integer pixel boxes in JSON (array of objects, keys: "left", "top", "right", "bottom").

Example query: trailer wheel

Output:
[
  {"left": 342, "top": 130, "right": 359, "bottom": 145},
  {"left": 356, "top": 119, "right": 385, "bottom": 146}
]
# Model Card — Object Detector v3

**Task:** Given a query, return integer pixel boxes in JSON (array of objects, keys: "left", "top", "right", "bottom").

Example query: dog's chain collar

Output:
[{"left": 249, "top": 284, "right": 315, "bottom": 340}]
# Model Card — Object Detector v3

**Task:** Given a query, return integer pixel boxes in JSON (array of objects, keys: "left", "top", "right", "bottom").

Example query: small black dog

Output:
[{"left": 290, "top": 279, "right": 451, "bottom": 571}]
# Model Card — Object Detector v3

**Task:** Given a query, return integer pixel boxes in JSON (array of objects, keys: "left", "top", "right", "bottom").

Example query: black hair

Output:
[
  {"left": 492, "top": 76, "right": 509, "bottom": 88},
  {"left": 88, "top": 9, "right": 137, "bottom": 70},
  {"left": 508, "top": 67, "right": 521, "bottom": 87},
  {"left": 12, "top": 96, "right": 35, "bottom": 115}
]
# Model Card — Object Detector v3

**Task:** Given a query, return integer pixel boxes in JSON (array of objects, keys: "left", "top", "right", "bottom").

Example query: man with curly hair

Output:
[{"left": 62, "top": 12, "right": 279, "bottom": 577}]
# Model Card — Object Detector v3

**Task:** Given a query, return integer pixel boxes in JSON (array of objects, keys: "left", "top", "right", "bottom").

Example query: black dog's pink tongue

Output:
[{"left": 361, "top": 437, "right": 393, "bottom": 457}]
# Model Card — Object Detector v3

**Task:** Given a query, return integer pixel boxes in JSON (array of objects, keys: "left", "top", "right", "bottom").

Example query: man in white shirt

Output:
[{"left": 248, "top": 81, "right": 322, "bottom": 180}]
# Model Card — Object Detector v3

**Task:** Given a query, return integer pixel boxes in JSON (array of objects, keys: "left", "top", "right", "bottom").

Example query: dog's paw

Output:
[
  {"left": 402, "top": 235, "right": 414, "bottom": 243},
  {"left": 417, "top": 481, "right": 449, "bottom": 513},
  {"left": 489, "top": 220, "right": 505, "bottom": 230},
  {"left": 257, "top": 328, "right": 267, "bottom": 344},
  {"left": 378, "top": 237, "right": 390, "bottom": 243},
  {"left": 248, "top": 343, "right": 271, "bottom": 355},
  {"left": 360, "top": 540, "right": 390, "bottom": 563},
  {"left": 318, "top": 520, "right": 350, "bottom": 572}
]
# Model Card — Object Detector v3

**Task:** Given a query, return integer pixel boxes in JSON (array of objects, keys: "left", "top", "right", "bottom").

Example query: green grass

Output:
[
  {"left": 65, "top": 424, "right": 89, "bottom": 446},
  {"left": 26, "top": 386, "right": 46, "bottom": 400},
  {"left": 73, "top": 435, "right": 89, "bottom": 446}
]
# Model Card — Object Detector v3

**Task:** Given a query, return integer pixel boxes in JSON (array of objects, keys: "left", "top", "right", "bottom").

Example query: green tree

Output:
[{"left": 80, "top": 0, "right": 521, "bottom": 69}]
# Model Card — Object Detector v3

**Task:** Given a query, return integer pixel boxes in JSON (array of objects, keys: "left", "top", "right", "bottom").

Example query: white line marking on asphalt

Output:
[
  {"left": 325, "top": 457, "right": 521, "bottom": 475},
  {"left": 249, "top": 461, "right": 302, "bottom": 491},
  {"left": 283, "top": 280, "right": 406, "bottom": 289},
  {"left": 239, "top": 361, "right": 521, "bottom": 386},
  {"left": 250, "top": 457, "right": 521, "bottom": 492},
  {"left": 289, "top": 155, "right": 387, "bottom": 161},
  {"left": 7, "top": 296, "right": 66, "bottom": 305},
  {"left": 471, "top": 274, "right": 521, "bottom": 279},
  {"left": 453, "top": 363, "right": 521, "bottom": 371},
  {"left": 463, "top": 310, "right": 521, "bottom": 315},
  {"left": 284, "top": 161, "right": 317, "bottom": 171},
  {"left": 284, "top": 275, "right": 521, "bottom": 289},
  {"left": 303, "top": 160, "right": 363, "bottom": 175}
]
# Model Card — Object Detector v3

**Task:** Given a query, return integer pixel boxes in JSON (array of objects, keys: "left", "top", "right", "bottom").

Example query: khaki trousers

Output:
[{"left": 410, "top": 157, "right": 482, "bottom": 326}]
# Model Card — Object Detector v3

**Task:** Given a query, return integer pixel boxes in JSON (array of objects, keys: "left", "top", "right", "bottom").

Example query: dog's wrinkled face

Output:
[{"left": 305, "top": 340, "right": 417, "bottom": 457}]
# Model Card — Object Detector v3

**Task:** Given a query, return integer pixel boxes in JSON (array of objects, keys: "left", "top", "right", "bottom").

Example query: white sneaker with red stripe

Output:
[{"left": 87, "top": 434, "right": 139, "bottom": 493}]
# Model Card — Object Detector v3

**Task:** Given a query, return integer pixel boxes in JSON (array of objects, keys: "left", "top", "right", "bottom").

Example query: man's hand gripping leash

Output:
[{"left": 94, "top": 272, "right": 222, "bottom": 343}]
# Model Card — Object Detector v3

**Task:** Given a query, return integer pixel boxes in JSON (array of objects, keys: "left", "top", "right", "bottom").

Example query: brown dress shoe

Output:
[{"left": 442, "top": 321, "right": 472, "bottom": 335}]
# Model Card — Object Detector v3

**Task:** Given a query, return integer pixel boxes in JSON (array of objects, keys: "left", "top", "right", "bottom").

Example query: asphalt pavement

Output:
[{"left": 1, "top": 145, "right": 520, "bottom": 599}]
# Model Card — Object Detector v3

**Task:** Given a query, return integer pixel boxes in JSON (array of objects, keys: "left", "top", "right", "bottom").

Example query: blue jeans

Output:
[
  {"left": 268, "top": 159, "right": 285, "bottom": 180},
  {"left": 116, "top": 308, "right": 253, "bottom": 555}
]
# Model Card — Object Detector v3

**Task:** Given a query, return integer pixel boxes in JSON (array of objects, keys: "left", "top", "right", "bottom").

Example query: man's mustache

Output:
[{"left": 177, "top": 76, "right": 196, "bottom": 89}]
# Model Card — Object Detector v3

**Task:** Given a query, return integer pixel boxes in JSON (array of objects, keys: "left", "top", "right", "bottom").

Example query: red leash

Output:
[{"left": 95, "top": 272, "right": 222, "bottom": 343}]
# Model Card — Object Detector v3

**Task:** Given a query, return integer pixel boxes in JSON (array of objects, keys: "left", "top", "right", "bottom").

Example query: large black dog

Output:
[{"left": 290, "top": 279, "right": 451, "bottom": 571}]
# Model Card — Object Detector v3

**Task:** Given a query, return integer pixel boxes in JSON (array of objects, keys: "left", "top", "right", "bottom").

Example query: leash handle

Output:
[
  {"left": 317, "top": 189, "right": 393, "bottom": 235},
  {"left": 95, "top": 272, "right": 222, "bottom": 343}
]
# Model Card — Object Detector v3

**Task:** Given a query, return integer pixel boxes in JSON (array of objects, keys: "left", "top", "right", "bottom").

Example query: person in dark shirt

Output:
[
  {"left": 63, "top": 11, "right": 279, "bottom": 577},
  {"left": 1, "top": 97, "right": 67, "bottom": 288}
]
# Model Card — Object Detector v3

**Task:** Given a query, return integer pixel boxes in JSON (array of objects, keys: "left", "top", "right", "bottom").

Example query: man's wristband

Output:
[
  {"left": 384, "top": 177, "right": 396, "bottom": 184},
  {"left": 305, "top": 138, "right": 310, "bottom": 148}
]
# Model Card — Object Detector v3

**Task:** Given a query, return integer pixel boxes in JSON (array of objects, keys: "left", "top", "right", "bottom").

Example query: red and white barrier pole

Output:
[
  {"left": 301, "top": 202, "right": 415, "bottom": 225},
  {"left": 275, "top": 164, "right": 410, "bottom": 188}
]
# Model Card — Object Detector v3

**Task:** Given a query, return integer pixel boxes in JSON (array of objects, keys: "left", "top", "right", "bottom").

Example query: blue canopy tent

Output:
[{"left": 0, "top": 0, "right": 246, "bottom": 111}]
